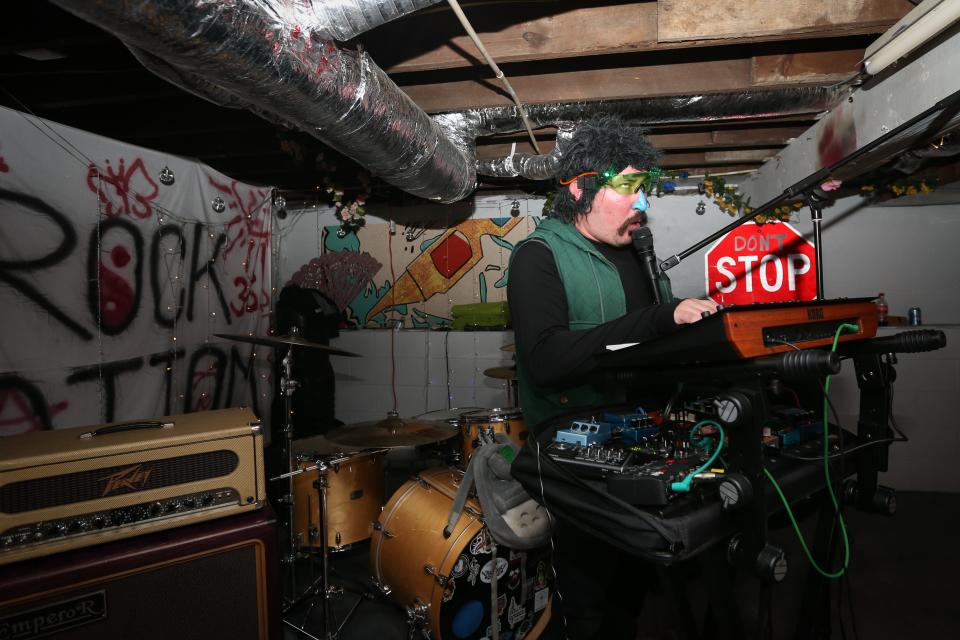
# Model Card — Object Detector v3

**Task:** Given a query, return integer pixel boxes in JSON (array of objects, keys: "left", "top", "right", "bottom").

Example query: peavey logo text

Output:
[
  {"left": 100, "top": 464, "right": 153, "bottom": 497},
  {"left": 0, "top": 590, "right": 107, "bottom": 640}
]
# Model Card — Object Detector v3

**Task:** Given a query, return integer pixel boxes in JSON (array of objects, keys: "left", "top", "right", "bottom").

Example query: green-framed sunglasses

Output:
[{"left": 561, "top": 168, "right": 662, "bottom": 194}]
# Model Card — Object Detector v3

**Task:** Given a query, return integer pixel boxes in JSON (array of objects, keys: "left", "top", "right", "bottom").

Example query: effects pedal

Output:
[{"left": 544, "top": 441, "right": 634, "bottom": 476}]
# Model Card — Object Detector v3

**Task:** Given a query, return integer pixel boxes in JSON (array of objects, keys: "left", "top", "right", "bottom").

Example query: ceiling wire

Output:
[{"left": 446, "top": 0, "right": 542, "bottom": 154}]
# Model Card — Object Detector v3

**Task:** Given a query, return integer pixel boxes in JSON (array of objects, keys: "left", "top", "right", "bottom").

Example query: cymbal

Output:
[
  {"left": 500, "top": 343, "right": 516, "bottom": 352},
  {"left": 215, "top": 333, "right": 360, "bottom": 357},
  {"left": 292, "top": 434, "right": 362, "bottom": 457},
  {"left": 483, "top": 365, "right": 517, "bottom": 380},
  {"left": 325, "top": 414, "right": 459, "bottom": 448}
]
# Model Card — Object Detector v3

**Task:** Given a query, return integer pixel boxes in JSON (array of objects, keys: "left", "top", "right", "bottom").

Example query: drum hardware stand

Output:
[
  {"left": 278, "top": 456, "right": 370, "bottom": 640},
  {"left": 279, "top": 331, "right": 302, "bottom": 605},
  {"left": 405, "top": 599, "right": 430, "bottom": 640}
]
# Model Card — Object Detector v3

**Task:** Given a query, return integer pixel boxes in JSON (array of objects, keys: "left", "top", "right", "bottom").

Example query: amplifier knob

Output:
[
  {"left": 166, "top": 502, "right": 180, "bottom": 513},
  {"left": 183, "top": 498, "right": 196, "bottom": 509},
  {"left": 92, "top": 516, "right": 106, "bottom": 529},
  {"left": 149, "top": 502, "right": 163, "bottom": 517},
  {"left": 69, "top": 520, "right": 87, "bottom": 532},
  {"left": 201, "top": 494, "right": 214, "bottom": 506}
]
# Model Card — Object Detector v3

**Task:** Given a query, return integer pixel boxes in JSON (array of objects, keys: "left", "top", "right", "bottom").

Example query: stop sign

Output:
[{"left": 704, "top": 221, "right": 816, "bottom": 305}]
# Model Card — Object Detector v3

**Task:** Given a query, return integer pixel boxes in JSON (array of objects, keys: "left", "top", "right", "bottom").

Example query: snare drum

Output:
[
  {"left": 460, "top": 408, "right": 527, "bottom": 464},
  {"left": 371, "top": 467, "right": 552, "bottom": 640},
  {"left": 292, "top": 436, "right": 385, "bottom": 551}
]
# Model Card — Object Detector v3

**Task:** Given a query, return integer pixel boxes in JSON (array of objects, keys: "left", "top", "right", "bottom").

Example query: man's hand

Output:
[{"left": 674, "top": 298, "right": 719, "bottom": 325}]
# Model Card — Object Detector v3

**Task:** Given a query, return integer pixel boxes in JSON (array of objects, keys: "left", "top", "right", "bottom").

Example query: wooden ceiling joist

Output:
[{"left": 369, "top": 0, "right": 910, "bottom": 74}]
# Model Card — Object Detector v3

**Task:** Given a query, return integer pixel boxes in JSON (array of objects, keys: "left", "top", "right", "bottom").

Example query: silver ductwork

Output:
[
  {"left": 50, "top": 0, "right": 851, "bottom": 199},
  {"left": 304, "top": 0, "right": 445, "bottom": 41},
  {"left": 53, "top": 0, "right": 473, "bottom": 203},
  {"left": 458, "top": 86, "right": 849, "bottom": 178}
]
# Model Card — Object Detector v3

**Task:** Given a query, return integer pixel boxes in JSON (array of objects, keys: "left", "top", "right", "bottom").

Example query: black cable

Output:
[
  {"left": 846, "top": 563, "right": 861, "bottom": 640},
  {"left": 766, "top": 436, "right": 904, "bottom": 461},
  {"left": 662, "top": 382, "right": 683, "bottom": 424},
  {"left": 886, "top": 375, "right": 909, "bottom": 442}
]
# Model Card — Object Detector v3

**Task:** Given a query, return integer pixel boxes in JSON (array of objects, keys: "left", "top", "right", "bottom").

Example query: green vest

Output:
[{"left": 512, "top": 218, "right": 629, "bottom": 429}]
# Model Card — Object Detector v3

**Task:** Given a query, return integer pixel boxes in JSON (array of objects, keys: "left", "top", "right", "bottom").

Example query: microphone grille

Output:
[{"left": 631, "top": 226, "right": 654, "bottom": 249}]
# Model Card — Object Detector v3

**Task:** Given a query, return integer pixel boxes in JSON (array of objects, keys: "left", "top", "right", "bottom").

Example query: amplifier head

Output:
[{"left": 0, "top": 407, "right": 265, "bottom": 565}]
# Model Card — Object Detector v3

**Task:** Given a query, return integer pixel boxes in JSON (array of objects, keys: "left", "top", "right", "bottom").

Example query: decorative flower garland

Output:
[
  {"left": 860, "top": 176, "right": 937, "bottom": 198},
  {"left": 697, "top": 176, "right": 798, "bottom": 222}
]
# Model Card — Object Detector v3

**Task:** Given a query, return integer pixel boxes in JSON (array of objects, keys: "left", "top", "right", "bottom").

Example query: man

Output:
[{"left": 507, "top": 115, "right": 717, "bottom": 639}]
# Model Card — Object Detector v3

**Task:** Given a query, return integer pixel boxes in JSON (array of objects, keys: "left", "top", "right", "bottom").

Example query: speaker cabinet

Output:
[{"left": 0, "top": 505, "right": 279, "bottom": 640}]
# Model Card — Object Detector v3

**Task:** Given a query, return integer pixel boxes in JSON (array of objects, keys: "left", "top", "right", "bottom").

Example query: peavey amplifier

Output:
[{"left": 0, "top": 407, "right": 265, "bottom": 566}]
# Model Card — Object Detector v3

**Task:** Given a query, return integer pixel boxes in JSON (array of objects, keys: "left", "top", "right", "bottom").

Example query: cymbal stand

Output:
[
  {"left": 282, "top": 457, "right": 365, "bottom": 640},
  {"left": 279, "top": 334, "right": 301, "bottom": 604}
]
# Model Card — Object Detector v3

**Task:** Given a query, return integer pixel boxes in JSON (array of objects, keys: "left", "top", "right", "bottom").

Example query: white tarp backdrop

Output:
[{"left": 0, "top": 106, "right": 274, "bottom": 434}]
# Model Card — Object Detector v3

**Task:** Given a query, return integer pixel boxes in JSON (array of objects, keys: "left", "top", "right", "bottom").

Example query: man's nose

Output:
[{"left": 632, "top": 190, "right": 649, "bottom": 212}]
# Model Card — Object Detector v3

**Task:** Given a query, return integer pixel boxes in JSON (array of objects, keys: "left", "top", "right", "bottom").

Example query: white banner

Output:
[{"left": 0, "top": 106, "right": 274, "bottom": 434}]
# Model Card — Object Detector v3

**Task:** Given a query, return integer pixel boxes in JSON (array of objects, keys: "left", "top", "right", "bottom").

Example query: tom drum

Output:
[
  {"left": 292, "top": 435, "right": 385, "bottom": 551},
  {"left": 460, "top": 408, "right": 528, "bottom": 464}
]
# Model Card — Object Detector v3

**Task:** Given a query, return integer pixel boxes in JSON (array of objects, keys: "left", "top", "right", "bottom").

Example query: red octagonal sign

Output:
[{"left": 705, "top": 221, "right": 817, "bottom": 305}]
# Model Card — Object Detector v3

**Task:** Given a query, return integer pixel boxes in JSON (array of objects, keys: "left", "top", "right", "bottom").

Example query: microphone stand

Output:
[{"left": 806, "top": 189, "right": 827, "bottom": 300}]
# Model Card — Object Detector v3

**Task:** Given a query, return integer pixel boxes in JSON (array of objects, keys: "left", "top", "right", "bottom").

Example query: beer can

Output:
[{"left": 908, "top": 307, "right": 922, "bottom": 326}]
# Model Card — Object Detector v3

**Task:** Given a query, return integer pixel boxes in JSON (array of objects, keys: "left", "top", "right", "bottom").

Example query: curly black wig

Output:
[{"left": 550, "top": 115, "right": 660, "bottom": 223}]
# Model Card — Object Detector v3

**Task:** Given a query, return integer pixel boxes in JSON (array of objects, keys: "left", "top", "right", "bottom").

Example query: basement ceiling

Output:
[{"left": 0, "top": 0, "right": 915, "bottom": 204}]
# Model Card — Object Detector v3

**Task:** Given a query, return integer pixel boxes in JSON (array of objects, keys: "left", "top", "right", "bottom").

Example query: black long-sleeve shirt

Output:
[{"left": 508, "top": 238, "right": 680, "bottom": 388}]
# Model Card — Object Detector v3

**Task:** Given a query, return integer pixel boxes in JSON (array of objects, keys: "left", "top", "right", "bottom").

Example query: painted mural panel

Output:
[
  {"left": 0, "top": 106, "right": 273, "bottom": 433},
  {"left": 300, "top": 216, "right": 539, "bottom": 329}
]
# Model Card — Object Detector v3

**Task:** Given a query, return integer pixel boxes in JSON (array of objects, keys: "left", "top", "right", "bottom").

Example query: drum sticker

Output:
[
  {"left": 470, "top": 529, "right": 491, "bottom": 555},
  {"left": 480, "top": 557, "right": 509, "bottom": 584},
  {"left": 467, "top": 557, "right": 481, "bottom": 585},
  {"left": 534, "top": 587, "right": 549, "bottom": 613},
  {"left": 534, "top": 561, "right": 547, "bottom": 590},
  {"left": 451, "top": 554, "right": 469, "bottom": 579},
  {"left": 508, "top": 597, "right": 526, "bottom": 627},
  {"left": 497, "top": 594, "right": 507, "bottom": 616},
  {"left": 516, "top": 616, "right": 533, "bottom": 640},
  {"left": 508, "top": 556, "right": 522, "bottom": 591},
  {"left": 442, "top": 579, "right": 456, "bottom": 603},
  {"left": 452, "top": 601, "right": 484, "bottom": 639}
]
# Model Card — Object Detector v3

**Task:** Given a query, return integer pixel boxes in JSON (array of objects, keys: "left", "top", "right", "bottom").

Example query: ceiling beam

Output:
[
  {"left": 398, "top": 46, "right": 861, "bottom": 113},
  {"left": 369, "top": 0, "right": 909, "bottom": 73},
  {"left": 658, "top": 0, "right": 913, "bottom": 43},
  {"left": 475, "top": 126, "right": 806, "bottom": 159},
  {"left": 751, "top": 49, "right": 864, "bottom": 85}
]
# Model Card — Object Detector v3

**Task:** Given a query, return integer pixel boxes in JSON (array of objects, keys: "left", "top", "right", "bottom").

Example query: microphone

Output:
[{"left": 631, "top": 226, "right": 661, "bottom": 304}]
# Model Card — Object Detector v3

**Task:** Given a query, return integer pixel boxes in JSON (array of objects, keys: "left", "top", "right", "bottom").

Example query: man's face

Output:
[{"left": 573, "top": 165, "right": 649, "bottom": 247}]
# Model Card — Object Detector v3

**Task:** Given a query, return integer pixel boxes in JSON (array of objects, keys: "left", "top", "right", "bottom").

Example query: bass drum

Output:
[{"left": 371, "top": 467, "right": 552, "bottom": 640}]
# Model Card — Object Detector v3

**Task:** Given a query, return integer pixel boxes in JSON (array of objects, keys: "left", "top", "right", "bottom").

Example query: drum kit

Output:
[{"left": 216, "top": 332, "right": 549, "bottom": 640}]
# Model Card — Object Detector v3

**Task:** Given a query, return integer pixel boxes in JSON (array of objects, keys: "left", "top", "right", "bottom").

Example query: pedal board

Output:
[{"left": 605, "top": 456, "right": 712, "bottom": 506}]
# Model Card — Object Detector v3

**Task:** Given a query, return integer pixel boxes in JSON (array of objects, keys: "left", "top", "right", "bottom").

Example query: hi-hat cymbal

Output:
[
  {"left": 215, "top": 333, "right": 360, "bottom": 357},
  {"left": 325, "top": 414, "right": 459, "bottom": 448},
  {"left": 500, "top": 343, "right": 516, "bottom": 352},
  {"left": 483, "top": 365, "right": 517, "bottom": 380}
]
